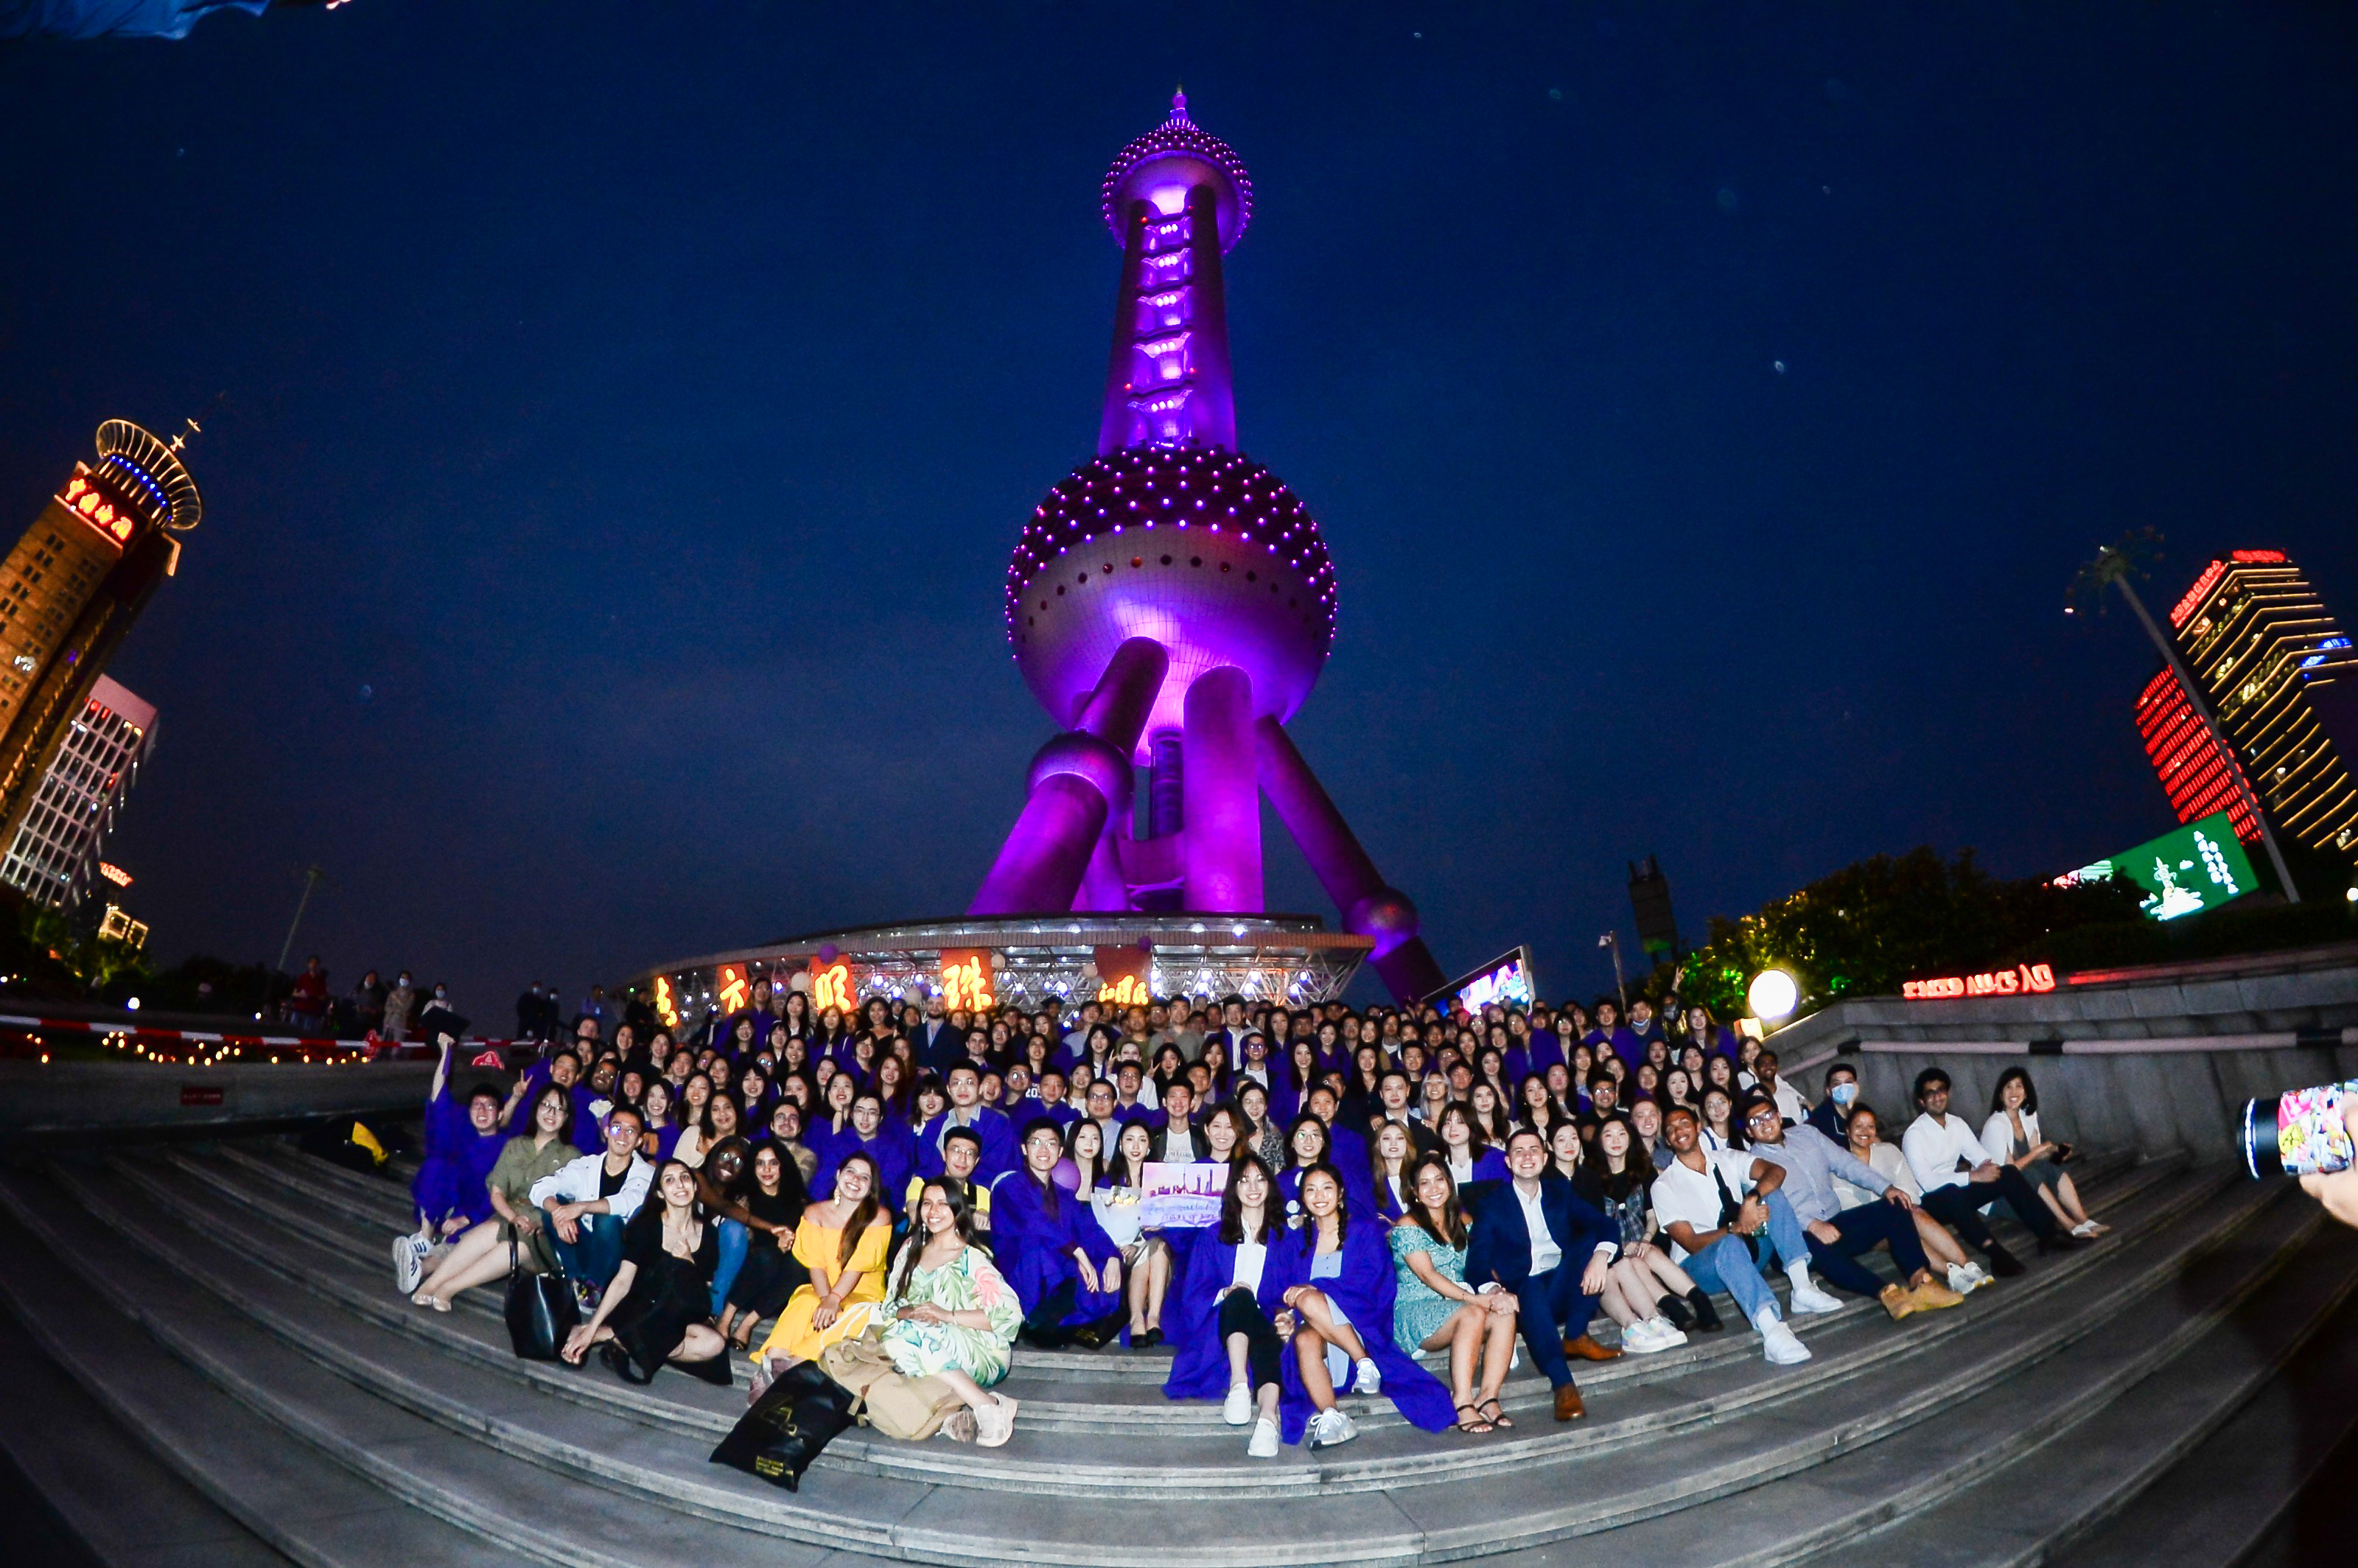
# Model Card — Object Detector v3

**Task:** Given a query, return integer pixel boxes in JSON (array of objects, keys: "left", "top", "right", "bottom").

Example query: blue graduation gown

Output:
[
  {"left": 411, "top": 1082, "right": 505, "bottom": 1227},
  {"left": 990, "top": 1169, "right": 1122, "bottom": 1328},
  {"left": 812, "top": 1125, "right": 914, "bottom": 1209},
  {"left": 1262, "top": 1224, "right": 1455, "bottom": 1443},
  {"left": 914, "top": 1107, "right": 1017, "bottom": 1183}
]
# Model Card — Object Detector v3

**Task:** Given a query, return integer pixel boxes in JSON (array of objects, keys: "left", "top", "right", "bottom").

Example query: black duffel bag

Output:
[
  {"left": 710, "top": 1360, "right": 858, "bottom": 1491},
  {"left": 503, "top": 1239, "right": 578, "bottom": 1359}
]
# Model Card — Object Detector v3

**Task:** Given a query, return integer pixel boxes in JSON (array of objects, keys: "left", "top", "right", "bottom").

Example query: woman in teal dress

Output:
[
  {"left": 877, "top": 1177, "right": 1026, "bottom": 1442},
  {"left": 1387, "top": 1156, "right": 1520, "bottom": 1433}
]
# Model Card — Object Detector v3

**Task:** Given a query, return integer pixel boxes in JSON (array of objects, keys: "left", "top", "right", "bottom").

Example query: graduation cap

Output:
[{"left": 425, "top": 1012, "right": 471, "bottom": 1048}]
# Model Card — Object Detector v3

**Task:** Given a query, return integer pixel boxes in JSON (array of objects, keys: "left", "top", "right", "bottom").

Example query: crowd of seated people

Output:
[{"left": 387, "top": 980, "right": 2107, "bottom": 1457}]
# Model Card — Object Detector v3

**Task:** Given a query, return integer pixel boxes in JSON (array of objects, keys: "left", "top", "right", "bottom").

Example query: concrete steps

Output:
[
  {"left": 77, "top": 1144, "right": 2208, "bottom": 1483},
  {"left": 3, "top": 1136, "right": 2343, "bottom": 1567}
]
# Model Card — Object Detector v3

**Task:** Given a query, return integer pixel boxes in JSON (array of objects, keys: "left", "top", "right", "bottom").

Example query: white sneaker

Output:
[
  {"left": 1948, "top": 1261, "right": 1993, "bottom": 1295},
  {"left": 1759, "top": 1318, "right": 1812, "bottom": 1366},
  {"left": 1222, "top": 1383, "right": 1252, "bottom": 1426},
  {"left": 1306, "top": 1406, "right": 1357, "bottom": 1449},
  {"left": 393, "top": 1233, "right": 427, "bottom": 1294},
  {"left": 1788, "top": 1281, "right": 1845, "bottom": 1316},
  {"left": 2071, "top": 1219, "right": 2101, "bottom": 1238},
  {"left": 1247, "top": 1417, "right": 1280, "bottom": 1458},
  {"left": 1353, "top": 1357, "right": 1382, "bottom": 1396},
  {"left": 1622, "top": 1317, "right": 1682, "bottom": 1354},
  {"left": 973, "top": 1393, "right": 1018, "bottom": 1448}
]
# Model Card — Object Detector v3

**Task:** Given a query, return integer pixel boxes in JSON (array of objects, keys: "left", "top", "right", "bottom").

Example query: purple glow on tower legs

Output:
[
  {"left": 968, "top": 774, "right": 1111, "bottom": 917},
  {"left": 1253, "top": 716, "right": 1444, "bottom": 1001},
  {"left": 1182, "top": 666, "right": 1262, "bottom": 912},
  {"left": 1075, "top": 816, "right": 1130, "bottom": 911},
  {"left": 969, "top": 637, "right": 1170, "bottom": 917}
]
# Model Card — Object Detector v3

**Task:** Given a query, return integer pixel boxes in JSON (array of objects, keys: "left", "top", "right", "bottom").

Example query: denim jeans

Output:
[
  {"left": 550, "top": 1211, "right": 628, "bottom": 1291},
  {"left": 1684, "top": 1233, "right": 1777, "bottom": 1323},
  {"left": 709, "top": 1217, "right": 749, "bottom": 1316}
]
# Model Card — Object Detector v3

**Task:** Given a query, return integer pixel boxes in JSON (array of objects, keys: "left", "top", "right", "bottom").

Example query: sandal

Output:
[
  {"left": 426, "top": 1294, "right": 451, "bottom": 1313},
  {"left": 1454, "top": 1402, "right": 1494, "bottom": 1434},
  {"left": 1478, "top": 1397, "right": 1514, "bottom": 1429}
]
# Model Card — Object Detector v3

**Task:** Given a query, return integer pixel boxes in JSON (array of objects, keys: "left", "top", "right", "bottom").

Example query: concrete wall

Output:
[
  {"left": 1841, "top": 1040, "right": 2358, "bottom": 1165},
  {"left": 1763, "top": 956, "right": 2358, "bottom": 1163},
  {"left": 0, "top": 1060, "right": 442, "bottom": 1140}
]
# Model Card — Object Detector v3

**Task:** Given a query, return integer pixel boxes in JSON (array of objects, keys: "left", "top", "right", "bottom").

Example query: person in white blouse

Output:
[
  {"left": 1979, "top": 1068, "right": 2106, "bottom": 1238},
  {"left": 1830, "top": 1103, "right": 1991, "bottom": 1294},
  {"left": 1901, "top": 1068, "right": 2081, "bottom": 1278}
]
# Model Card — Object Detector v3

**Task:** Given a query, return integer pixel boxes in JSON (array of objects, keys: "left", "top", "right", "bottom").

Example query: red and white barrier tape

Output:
[{"left": 0, "top": 1015, "right": 533, "bottom": 1057}]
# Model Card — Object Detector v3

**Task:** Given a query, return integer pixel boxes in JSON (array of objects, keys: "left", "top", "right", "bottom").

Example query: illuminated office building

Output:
[
  {"left": 2165, "top": 550, "right": 2358, "bottom": 861},
  {"left": 2133, "top": 668, "right": 2261, "bottom": 843},
  {"left": 0, "top": 674, "right": 156, "bottom": 908},
  {"left": 0, "top": 420, "right": 197, "bottom": 869}
]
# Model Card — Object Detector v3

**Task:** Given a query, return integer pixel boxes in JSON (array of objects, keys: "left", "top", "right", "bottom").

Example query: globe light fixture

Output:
[{"left": 1747, "top": 968, "right": 1800, "bottom": 1022}]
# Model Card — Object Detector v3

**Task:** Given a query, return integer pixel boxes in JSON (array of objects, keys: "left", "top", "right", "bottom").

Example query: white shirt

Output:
[
  {"left": 1514, "top": 1181, "right": 1563, "bottom": 1276},
  {"left": 528, "top": 1151, "right": 653, "bottom": 1222},
  {"left": 1232, "top": 1239, "right": 1267, "bottom": 1296},
  {"left": 1903, "top": 1112, "right": 1993, "bottom": 1194},
  {"left": 1770, "top": 1079, "right": 1809, "bottom": 1126},
  {"left": 1979, "top": 1108, "right": 2042, "bottom": 1166},
  {"left": 1835, "top": 1141, "right": 1921, "bottom": 1210},
  {"left": 1651, "top": 1149, "right": 1760, "bottom": 1263},
  {"left": 1162, "top": 1127, "right": 1197, "bottom": 1163},
  {"left": 1449, "top": 1151, "right": 1476, "bottom": 1186}
]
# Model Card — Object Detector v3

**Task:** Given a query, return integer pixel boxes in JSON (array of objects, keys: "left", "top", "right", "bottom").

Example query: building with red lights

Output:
[
  {"left": 2133, "top": 668, "right": 2261, "bottom": 842},
  {"left": 2161, "top": 550, "right": 2358, "bottom": 863},
  {"left": 0, "top": 421, "right": 197, "bottom": 878}
]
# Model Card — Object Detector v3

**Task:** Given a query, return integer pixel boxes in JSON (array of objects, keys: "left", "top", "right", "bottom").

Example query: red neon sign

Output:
[
  {"left": 716, "top": 963, "right": 750, "bottom": 1016},
  {"left": 2230, "top": 549, "right": 2287, "bottom": 564},
  {"left": 2171, "top": 561, "right": 2227, "bottom": 627},
  {"left": 57, "top": 475, "right": 133, "bottom": 549},
  {"left": 1903, "top": 962, "right": 2057, "bottom": 1001}
]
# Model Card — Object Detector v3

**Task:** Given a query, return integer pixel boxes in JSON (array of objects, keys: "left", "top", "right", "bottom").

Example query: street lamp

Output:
[
  {"left": 1747, "top": 968, "right": 1799, "bottom": 1024},
  {"left": 1598, "top": 932, "right": 1628, "bottom": 1015}
]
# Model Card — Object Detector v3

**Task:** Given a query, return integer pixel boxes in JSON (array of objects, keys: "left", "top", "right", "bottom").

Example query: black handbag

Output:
[
  {"left": 709, "top": 1359, "right": 858, "bottom": 1491},
  {"left": 503, "top": 1239, "right": 578, "bottom": 1359}
]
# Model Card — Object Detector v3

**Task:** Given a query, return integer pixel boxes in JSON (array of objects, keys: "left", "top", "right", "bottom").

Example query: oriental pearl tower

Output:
[{"left": 970, "top": 93, "right": 1444, "bottom": 1003}]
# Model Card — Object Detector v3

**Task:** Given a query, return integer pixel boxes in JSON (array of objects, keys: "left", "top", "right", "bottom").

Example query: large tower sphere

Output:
[
  {"left": 1005, "top": 446, "right": 1334, "bottom": 758},
  {"left": 1101, "top": 91, "right": 1253, "bottom": 253}
]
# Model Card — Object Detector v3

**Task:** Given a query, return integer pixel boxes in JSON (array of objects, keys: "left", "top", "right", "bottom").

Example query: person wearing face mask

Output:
[
  {"left": 1808, "top": 1063, "right": 1863, "bottom": 1143},
  {"left": 381, "top": 972, "right": 419, "bottom": 1041}
]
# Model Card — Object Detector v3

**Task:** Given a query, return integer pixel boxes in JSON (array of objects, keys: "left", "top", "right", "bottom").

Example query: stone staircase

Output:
[{"left": 0, "top": 1138, "right": 2351, "bottom": 1568}]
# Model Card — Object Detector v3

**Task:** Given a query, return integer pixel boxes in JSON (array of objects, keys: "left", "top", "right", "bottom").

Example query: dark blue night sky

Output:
[{"left": 1, "top": 2, "right": 2352, "bottom": 1011}]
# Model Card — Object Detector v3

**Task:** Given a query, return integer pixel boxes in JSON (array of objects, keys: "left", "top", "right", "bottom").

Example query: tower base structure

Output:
[{"left": 635, "top": 913, "right": 1374, "bottom": 1025}]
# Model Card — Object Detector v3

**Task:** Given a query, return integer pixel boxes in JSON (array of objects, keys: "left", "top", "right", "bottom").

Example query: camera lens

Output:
[{"left": 2242, "top": 1096, "right": 2283, "bottom": 1180}]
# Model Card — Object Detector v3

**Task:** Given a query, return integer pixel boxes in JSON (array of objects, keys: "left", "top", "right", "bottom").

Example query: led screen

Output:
[{"left": 2053, "top": 810, "right": 2258, "bottom": 922}]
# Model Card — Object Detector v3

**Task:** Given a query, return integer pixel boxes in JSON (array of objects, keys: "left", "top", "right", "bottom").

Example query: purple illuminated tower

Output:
[{"left": 970, "top": 94, "right": 1444, "bottom": 1002}]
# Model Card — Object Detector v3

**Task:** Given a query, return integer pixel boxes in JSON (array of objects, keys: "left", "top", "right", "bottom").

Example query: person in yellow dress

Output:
[{"left": 753, "top": 1152, "right": 893, "bottom": 1377}]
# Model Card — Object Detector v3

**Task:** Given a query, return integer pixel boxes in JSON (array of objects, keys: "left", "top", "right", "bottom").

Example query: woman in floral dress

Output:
[{"left": 878, "top": 1177, "right": 1025, "bottom": 1443}]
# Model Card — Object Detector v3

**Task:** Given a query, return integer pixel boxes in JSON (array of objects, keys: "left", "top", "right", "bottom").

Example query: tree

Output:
[{"left": 1679, "top": 847, "right": 2144, "bottom": 1023}]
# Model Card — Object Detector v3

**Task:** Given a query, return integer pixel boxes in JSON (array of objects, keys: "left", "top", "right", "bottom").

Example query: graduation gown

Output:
[
  {"left": 989, "top": 1168, "right": 1123, "bottom": 1329},
  {"left": 411, "top": 1082, "right": 505, "bottom": 1227}
]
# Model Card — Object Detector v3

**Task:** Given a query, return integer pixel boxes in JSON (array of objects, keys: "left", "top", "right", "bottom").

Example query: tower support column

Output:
[
  {"left": 1254, "top": 716, "right": 1444, "bottom": 1001},
  {"left": 969, "top": 637, "right": 1169, "bottom": 917},
  {"left": 1182, "top": 667, "right": 1261, "bottom": 911}
]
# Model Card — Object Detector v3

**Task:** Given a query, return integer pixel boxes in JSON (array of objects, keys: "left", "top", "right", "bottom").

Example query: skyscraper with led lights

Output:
[
  {"left": 0, "top": 673, "right": 156, "bottom": 908},
  {"left": 973, "top": 94, "right": 1444, "bottom": 999},
  {"left": 0, "top": 421, "right": 198, "bottom": 874},
  {"left": 2163, "top": 550, "right": 2358, "bottom": 863}
]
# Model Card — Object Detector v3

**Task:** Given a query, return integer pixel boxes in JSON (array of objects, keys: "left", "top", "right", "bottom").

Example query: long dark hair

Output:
[
  {"left": 828, "top": 1152, "right": 884, "bottom": 1269},
  {"left": 1990, "top": 1066, "right": 2041, "bottom": 1116},
  {"left": 1582, "top": 1114, "right": 1656, "bottom": 1199},
  {"left": 891, "top": 1177, "right": 980, "bottom": 1301},
  {"left": 1220, "top": 1154, "right": 1276, "bottom": 1247},
  {"left": 1284, "top": 1113, "right": 1330, "bottom": 1168},
  {"left": 1295, "top": 1161, "right": 1350, "bottom": 1249},
  {"left": 1404, "top": 1154, "right": 1468, "bottom": 1249}
]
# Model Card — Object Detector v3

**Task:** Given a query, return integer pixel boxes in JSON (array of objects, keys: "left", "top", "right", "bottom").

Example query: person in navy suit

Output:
[
  {"left": 911, "top": 995, "right": 968, "bottom": 1074},
  {"left": 1463, "top": 1127, "right": 1624, "bottom": 1421}
]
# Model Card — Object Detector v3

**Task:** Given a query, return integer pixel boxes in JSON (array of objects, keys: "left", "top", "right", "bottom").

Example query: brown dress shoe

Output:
[
  {"left": 1553, "top": 1384, "right": 1586, "bottom": 1421},
  {"left": 1561, "top": 1334, "right": 1622, "bottom": 1362}
]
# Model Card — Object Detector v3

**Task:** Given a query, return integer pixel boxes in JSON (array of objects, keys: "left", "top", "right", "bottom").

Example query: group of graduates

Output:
[{"left": 394, "top": 979, "right": 2091, "bottom": 1456}]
